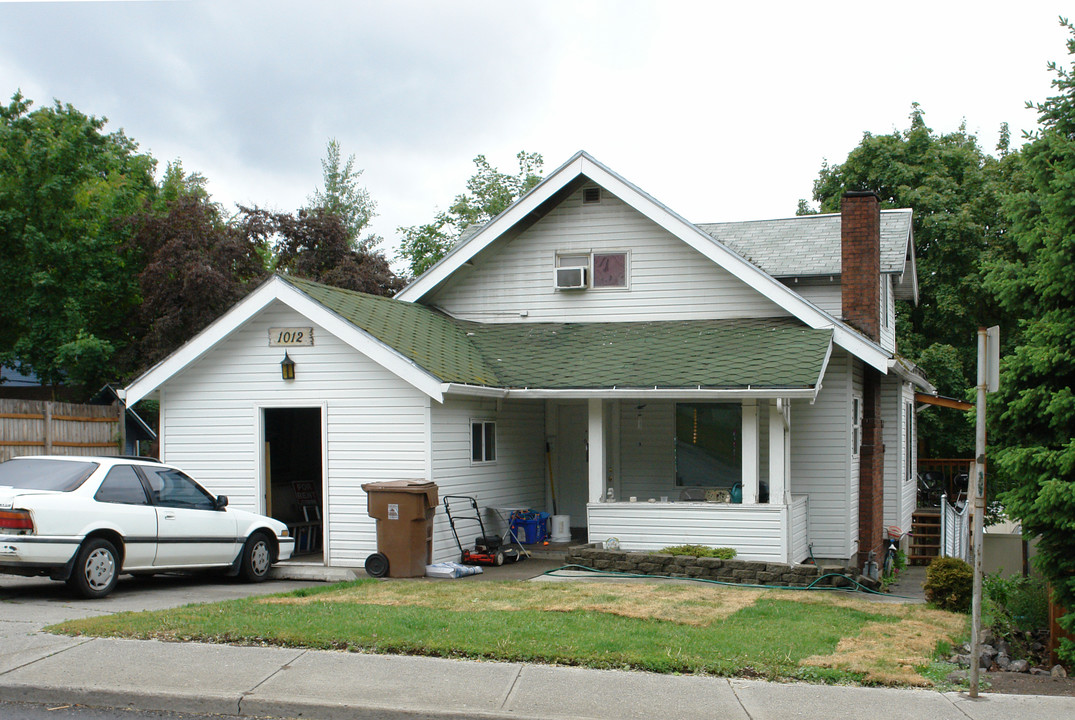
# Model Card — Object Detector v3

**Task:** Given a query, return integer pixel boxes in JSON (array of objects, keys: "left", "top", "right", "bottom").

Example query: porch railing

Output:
[
  {"left": 939, "top": 492, "right": 970, "bottom": 562},
  {"left": 587, "top": 495, "right": 809, "bottom": 565}
]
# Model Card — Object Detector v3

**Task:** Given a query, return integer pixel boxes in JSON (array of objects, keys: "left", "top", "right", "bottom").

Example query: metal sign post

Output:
[{"left": 969, "top": 325, "right": 999, "bottom": 698}]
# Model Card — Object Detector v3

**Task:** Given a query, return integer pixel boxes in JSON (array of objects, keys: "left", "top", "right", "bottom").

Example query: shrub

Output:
[
  {"left": 984, "top": 572, "right": 1050, "bottom": 659},
  {"left": 924, "top": 557, "right": 973, "bottom": 612},
  {"left": 658, "top": 544, "right": 736, "bottom": 559}
]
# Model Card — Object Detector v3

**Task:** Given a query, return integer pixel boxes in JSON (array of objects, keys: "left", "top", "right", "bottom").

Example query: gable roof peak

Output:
[{"left": 395, "top": 151, "right": 894, "bottom": 373}]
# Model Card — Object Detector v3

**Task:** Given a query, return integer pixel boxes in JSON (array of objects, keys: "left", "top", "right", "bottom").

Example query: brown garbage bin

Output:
[{"left": 361, "top": 480, "right": 438, "bottom": 578}]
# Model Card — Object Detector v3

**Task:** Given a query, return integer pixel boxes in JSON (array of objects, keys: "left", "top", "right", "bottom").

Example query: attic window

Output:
[
  {"left": 582, "top": 187, "right": 601, "bottom": 204},
  {"left": 593, "top": 252, "right": 627, "bottom": 288}
]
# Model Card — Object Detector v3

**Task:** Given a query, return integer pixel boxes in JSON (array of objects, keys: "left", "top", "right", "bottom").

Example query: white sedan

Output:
[{"left": 0, "top": 455, "right": 294, "bottom": 598}]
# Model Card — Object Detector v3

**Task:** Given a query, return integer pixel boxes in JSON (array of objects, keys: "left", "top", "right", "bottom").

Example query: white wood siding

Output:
[
  {"left": 880, "top": 275, "right": 896, "bottom": 353},
  {"left": 789, "top": 349, "right": 855, "bottom": 561},
  {"left": 430, "top": 397, "right": 546, "bottom": 562},
  {"left": 428, "top": 186, "right": 789, "bottom": 323},
  {"left": 849, "top": 357, "right": 864, "bottom": 558},
  {"left": 901, "top": 382, "right": 917, "bottom": 531},
  {"left": 780, "top": 278, "right": 841, "bottom": 317},
  {"left": 588, "top": 502, "right": 787, "bottom": 562},
  {"left": 790, "top": 495, "right": 810, "bottom": 564},
  {"left": 881, "top": 377, "right": 915, "bottom": 537},
  {"left": 160, "top": 302, "right": 429, "bottom": 568}
]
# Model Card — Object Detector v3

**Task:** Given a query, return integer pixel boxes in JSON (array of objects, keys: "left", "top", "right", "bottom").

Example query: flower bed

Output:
[{"left": 564, "top": 545, "right": 846, "bottom": 588}]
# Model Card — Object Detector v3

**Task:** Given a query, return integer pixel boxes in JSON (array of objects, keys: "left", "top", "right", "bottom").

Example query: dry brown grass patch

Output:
[
  {"left": 261, "top": 581, "right": 765, "bottom": 625},
  {"left": 800, "top": 612, "right": 965, "bottom": 686}
]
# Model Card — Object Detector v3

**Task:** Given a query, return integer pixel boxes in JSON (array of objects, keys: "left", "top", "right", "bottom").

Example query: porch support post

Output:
[
  {"left": 769, "top": 399, "right": 788, "bottom": 505},
  {"left": 588, "top": 398, "right": 606, "bottom": 503},
  {"left": 741, "top": 400, "right": 759, "bottom": 505}
]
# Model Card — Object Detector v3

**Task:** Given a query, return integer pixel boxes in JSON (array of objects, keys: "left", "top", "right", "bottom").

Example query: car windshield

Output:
[{"left": 0, "top": 458, "right": 99, "bottom": 492}]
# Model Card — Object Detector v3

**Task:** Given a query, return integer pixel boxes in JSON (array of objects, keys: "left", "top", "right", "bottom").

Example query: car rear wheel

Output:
[
  {"left": 68, "top": 538, "right": 120, "bottom": 599},
  {"left": 240, "top": 532, "right": 274, "bottom": 582}
]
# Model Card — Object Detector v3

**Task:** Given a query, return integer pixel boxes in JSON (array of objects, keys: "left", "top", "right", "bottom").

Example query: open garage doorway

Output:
[{"left": 263, "top": 407, "right": 323, "bottom": 559}]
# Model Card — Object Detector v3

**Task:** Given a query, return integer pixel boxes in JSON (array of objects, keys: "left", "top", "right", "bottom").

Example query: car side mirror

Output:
[{"left": 215, "top": 495, "right": 229, "bottom": 510}]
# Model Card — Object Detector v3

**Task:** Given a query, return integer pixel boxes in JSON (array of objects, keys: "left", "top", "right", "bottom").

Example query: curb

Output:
[
  {"left": 0, "top": 684, "right": 243, "bottom": 717},
  {"left": 0, "top": 683, "right": 552, "bottom": 720}
]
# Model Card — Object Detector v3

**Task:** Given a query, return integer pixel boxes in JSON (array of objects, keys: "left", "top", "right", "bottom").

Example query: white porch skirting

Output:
[{"left": 587, "top": 494, "right": 809, "bottom": 565}]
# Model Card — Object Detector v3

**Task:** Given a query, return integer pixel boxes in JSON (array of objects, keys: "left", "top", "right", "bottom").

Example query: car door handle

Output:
[{"left": 163, "top": 512, "right": 176, "bottom": 520}]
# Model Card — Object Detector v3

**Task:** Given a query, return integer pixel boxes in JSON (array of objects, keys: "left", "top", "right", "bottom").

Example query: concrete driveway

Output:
[{"left": 0, "top": 572, "right": 323, "bottom": 675}]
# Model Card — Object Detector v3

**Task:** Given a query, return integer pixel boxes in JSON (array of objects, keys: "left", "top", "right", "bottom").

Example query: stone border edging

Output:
[{"left": 563, "top": 546, "right": 857, "bottom": 588}]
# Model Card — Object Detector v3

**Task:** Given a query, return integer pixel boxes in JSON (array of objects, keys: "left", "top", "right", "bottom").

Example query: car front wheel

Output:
[
  {"left": 68, "top": 538, "right": 120, "bottom": 599},
  {"left": 240, "top": 532, "right": 274, "bottom": 582}
]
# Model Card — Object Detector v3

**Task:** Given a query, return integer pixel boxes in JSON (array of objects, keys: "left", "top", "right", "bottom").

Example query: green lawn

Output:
[{"left": 49, "top": 579, "right": 966, "bottom": 686}]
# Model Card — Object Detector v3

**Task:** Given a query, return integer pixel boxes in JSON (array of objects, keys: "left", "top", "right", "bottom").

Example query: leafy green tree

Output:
[
  {"left": 155, "top": 159, "right": 210, "bottom": 208},
  {"left": 809, "top": 105, "right": 1014, "bottom": 456},
  {"left": 0, "top": 92, "right": 157, "bottom": 391},
  {"left": 243, "top": 207, "right": 404, "bottom": 297},
  {"left": 397, "top": 151, "right": 543, "bottom": 277},
  {"left": 985, "top": 18, "right": 1075, "bottom": 665},
  {"left": 307, "top": 139, "right": 377, "bottom": 250}
]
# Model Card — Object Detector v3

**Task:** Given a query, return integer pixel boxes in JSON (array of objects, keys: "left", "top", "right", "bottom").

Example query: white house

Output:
[{"left": 122, "top": 151, "right": 931, "bottom": 571}]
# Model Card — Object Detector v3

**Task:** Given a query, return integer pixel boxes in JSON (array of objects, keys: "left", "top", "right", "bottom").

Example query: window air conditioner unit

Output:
[{"left": 555, "top": 266, "right": 588, "bottom": 290}]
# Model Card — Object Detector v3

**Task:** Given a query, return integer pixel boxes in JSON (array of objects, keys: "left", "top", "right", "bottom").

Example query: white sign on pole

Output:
[{"left": 986, "top": 325, "right": 1000, "bottom": 392}]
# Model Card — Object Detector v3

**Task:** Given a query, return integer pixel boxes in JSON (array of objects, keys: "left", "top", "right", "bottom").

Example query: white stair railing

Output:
[{"left": 939, "top": 493, "right": 970, "bottom": 562}]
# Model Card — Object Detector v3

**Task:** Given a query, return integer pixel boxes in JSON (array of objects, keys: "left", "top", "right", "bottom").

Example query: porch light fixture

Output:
[{"left": 280, "top": 352, "right": 296, "bottom": 380}]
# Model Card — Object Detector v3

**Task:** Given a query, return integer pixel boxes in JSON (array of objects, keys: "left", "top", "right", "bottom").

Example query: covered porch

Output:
[
  {"left": 438, "top": 316, "right": 836, "bottom": 566},
  {"left": 544, "top": 395, "right": 810, "bottom": 565}
]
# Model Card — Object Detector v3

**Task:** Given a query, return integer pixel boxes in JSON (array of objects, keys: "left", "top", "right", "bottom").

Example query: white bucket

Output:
[{"left": 550, "top": 514, "right": 571, "bottom": 543}]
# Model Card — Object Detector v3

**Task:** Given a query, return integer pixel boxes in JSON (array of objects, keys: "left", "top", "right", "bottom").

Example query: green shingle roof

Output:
[
  {"left": 287, "top": 276, "right": 499, "bottom": 385},
  {"left": 285, "top": 276, "right": 832, "bottom": 391}
]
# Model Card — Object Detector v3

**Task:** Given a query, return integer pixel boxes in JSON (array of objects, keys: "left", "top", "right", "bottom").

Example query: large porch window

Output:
[{"left": 674, "top": 403, "right": 741, "bottom": 487}]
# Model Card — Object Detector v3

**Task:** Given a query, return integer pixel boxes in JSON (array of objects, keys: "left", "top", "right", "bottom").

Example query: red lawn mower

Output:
[{"left": 443, "top": 495, "right": 523, "bottom": 566}]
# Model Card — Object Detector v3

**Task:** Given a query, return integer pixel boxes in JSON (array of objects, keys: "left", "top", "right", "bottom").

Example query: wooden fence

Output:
[{"left": 0, "top": 398, "right": 121, "bottom": 462}]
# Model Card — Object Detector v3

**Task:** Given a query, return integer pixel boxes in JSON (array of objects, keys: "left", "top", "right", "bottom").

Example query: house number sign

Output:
[{"left": 268, "top": 327, "right": 314, "bottom": 346}]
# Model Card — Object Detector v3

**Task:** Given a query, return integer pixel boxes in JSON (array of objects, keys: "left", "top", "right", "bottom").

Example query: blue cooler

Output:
[{"left": 510, "top": 511, "right": 550, "bottom": 544}]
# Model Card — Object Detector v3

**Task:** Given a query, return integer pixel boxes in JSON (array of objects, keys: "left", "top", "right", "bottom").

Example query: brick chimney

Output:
[
  {"left": 841, "top": 191, "right": 881, "bottom": 342},
  {"left": 842, "top": 191, "right": 885, "bottom": 571}
]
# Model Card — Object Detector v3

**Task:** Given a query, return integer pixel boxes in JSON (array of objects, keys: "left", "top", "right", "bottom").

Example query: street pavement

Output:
[{"left": 1, "top": 569, "right": 1072, "bottom": 720}]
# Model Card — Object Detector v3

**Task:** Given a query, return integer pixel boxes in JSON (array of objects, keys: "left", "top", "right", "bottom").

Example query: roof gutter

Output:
[
  {"left": 888, "top": 357, "right": 935, "bottom": 393},
  {"left": 441, "top": 384, "right": 818, "bottom": 400},
  {"left": 811, "top": 338, "right": 835, "bottom": 403}
]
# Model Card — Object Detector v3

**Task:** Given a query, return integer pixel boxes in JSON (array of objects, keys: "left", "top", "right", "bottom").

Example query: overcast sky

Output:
[{"left": 0, "top": 1, "right": 1068, "bottom": 262}]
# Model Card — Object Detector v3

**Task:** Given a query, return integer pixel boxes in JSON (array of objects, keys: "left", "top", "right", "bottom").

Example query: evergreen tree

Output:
[
  {"left": 985, "top": 18, "right": 1075, "bottom": 665},
  {"left": 307, "top": 139, "right": 377, "bottom": 250}
]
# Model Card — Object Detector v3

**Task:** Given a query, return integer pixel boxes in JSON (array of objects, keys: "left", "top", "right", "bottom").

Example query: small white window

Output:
[
  {"left": 851, "top": 395, "right": 863, "bottom": 456},
  {"left": 471, "top": 420, "right": 496, "bottom": 463},
  {"left": 557, "top": 254, "right": 589, "bottom": 268}
]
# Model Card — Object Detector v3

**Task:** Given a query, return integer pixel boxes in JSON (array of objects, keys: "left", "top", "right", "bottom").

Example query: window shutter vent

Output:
[{"left": 582, "top": 187, "right": 601, "bottom": 204}]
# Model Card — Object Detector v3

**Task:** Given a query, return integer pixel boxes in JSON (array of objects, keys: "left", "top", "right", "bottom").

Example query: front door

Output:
[{"left": 556, "top": 403, "right": 589, "bottom": 529}]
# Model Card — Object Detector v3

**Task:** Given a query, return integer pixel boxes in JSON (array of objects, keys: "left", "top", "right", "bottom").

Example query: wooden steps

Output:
[{"left": 909, "top": 508, "right": 941, "bottom": 565}]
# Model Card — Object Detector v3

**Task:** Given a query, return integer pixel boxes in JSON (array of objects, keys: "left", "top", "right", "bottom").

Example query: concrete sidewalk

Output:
[
  {"left": 1, "top": 635, "right": 1073, "bottom": 720},
  {"left": 1, "top": 570, "right": 1072, "bottom": 720}
]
